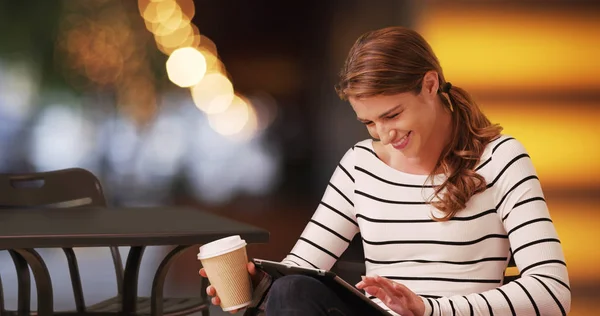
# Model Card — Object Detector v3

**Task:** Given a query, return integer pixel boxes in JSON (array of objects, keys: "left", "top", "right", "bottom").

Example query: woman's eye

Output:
[
  {"left": 386, "top": 113, "right": 399, "bottom": 119},
  {"left": 363, "top": 121, "right": 374, "bottom": 126}
]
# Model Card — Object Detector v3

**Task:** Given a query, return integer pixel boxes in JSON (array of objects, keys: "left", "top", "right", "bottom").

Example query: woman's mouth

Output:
[{"left": 392, "top": 131, "right": 412, "bottom": 150}]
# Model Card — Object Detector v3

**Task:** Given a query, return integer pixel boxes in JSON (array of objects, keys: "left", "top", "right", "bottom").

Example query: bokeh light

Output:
[
  {"left": 139, "top": 0, "right": 197, "bottom": 53},
  {"left": 29, "top": 105, "right": 96, "bottom": 172},
  {"left": 166, "top": 47, "right": 207, "bottom": 87},
  {"left": 136, "top": 0, "right": 266, "bottom": 142},
  {"left": 237, "top": 95, "right": 259, "bottom": 139},
  {"left": 190, "top": 72, "right": 234, "bottom": 113},
  {"left": 207, "top": 94, "right": 251, "bottom": 136},
  {"left": 198, "top": 35, "right": 218, "bottom": 56},
  {"left": 139, "top": 0, "right": 178, "bottom": 25},
  {"left": 198, "top": 47, "right": 224, "bottom": 74},
  {"left": 155, "top": 23, "right": 200, "bottom": 55},
  {"left": 55, "top": 1, "right": 159, "bottom": 126}
]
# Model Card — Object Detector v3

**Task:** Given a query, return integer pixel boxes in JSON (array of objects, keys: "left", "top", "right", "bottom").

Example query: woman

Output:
[{"left": 200, "top": 26, "right": 570, "bottom": 316}]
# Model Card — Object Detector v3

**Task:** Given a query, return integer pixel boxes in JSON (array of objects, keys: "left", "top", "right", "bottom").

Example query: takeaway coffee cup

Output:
[{"left": 198, "top": 235, "right": 252, "bottom": 311}]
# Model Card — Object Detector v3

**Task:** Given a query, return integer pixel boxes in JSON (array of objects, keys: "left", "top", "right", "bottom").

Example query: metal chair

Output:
[
  {"left": 331, "top": 233, "right": 521, "bottom": 288},
  {"left": 502, "top": 255, "right": 520, "bottom": 284},
  {"left": 0, "top": 275, "right": 3, "bottom": 316},
  {"left": 0, "top": 251, "right": 31, "bottom": 316},
  {"left": 330, "top": 234, "right": 366, "bottom": 287},
  {"left": 0, "top": 168, "right": 209, "bottom": 316}
]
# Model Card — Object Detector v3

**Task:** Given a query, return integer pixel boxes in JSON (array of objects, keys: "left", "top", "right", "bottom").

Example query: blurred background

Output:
[{"left": 0, "top": 0, "right": 598, "bottom": 315}]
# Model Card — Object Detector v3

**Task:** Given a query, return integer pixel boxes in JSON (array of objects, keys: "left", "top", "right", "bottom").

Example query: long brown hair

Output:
[{"left": 335, "top": 26, "right": 502, "bottom": 220}]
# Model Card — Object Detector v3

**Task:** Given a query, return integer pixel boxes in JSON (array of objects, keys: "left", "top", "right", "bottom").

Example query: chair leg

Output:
[
  {"left": 0, "top": 274, "right": 5, "bottom": 316},
  {"left": 62, "top": 248, "right": 86, "bottom": 312},
  {"left": 13, "top": 249, "right": 53, "bottom": 316},
  {"left": 8, "top": 250, "right": 30, "bottom": 316},
  {"left": 109, "top": 246, "right": 124, "bottom": 297},
  {"left": 150, "top": 246, "right": 199, "bottom": 316}
]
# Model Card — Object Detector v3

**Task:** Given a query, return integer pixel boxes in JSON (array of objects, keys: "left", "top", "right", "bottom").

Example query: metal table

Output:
[{"left": 0, "top": 206, "right": 270, "bottom": 316}]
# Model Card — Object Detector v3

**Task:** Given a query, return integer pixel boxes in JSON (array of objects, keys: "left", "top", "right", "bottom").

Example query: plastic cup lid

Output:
[{"left": 198, "top": 235, "right": 247, "bottom": 260}]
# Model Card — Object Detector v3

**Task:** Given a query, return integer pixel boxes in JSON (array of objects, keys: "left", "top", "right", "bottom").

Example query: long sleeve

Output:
[
  {"left": 281, "top": 147, "right": 360, "bottom": 270},
  {"left": 244, "top": 147, "right": 360, "bottom": 316},
  {"left": 423, "top": 138, "right": 571, "bottom": 316}
]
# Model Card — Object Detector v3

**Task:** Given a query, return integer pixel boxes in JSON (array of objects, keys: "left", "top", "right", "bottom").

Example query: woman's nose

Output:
[{"left": 379, "top": 128, "right": 397, "bottom": 145}]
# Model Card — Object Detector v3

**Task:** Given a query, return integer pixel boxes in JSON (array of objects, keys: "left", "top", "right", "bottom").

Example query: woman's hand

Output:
[
  {"left": 356, "top": 275, "right": 425, "bottom": 316},
  {"left": 199, "top": 261, "right": 266, "bottom": 314}
]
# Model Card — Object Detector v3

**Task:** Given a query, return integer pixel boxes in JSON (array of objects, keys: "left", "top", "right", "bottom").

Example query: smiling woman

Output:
[
  {"left": 336, "top": 28, "right": 502, "bottom": 221},
  {"left": 199, "top": 26, "right": 571, "bottom": 316}
]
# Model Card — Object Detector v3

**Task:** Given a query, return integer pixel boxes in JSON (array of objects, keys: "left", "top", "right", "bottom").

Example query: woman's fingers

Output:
[
  {"left": 203, "top": 265, "right": 254, "bottom": 314},
  {"left": 358, "top": 276, "right": 416, "bottom": 316},
  {"left": 207, "top": 287, "right": 237, "bottom": 313},
  {"left": 372, "top": 277, "right": 405, "bottom": 302},
  {"left": 360, "top": 276, "right": 391, "bottom": 299},
  {"left": 206, "top": 285, "right": 216, "bottom": 296},
  {"left": 364, "top": 284, "right": 400, "bottom": 309},
  {"left": 361, "top": 277, "right": 406, "bottom": 304},
  {"left": 248, "top": 261, "right": 267, "bottom": 286},
  {"left": 363, "top": 285, "right": 388, "bottom": 302},
  {"left": 356, "top": 275, "right": 384, "bottom": 289},
  {"left": 210, "top": 295, "right": 240, "bottom": 314},
  {"left": 373, "top": 279, "right": 400, "bottom": 304},
  {"left": 375, "top": 276, "right": 405, "bottom": 296},
  {"left": 247, "top": 261, "right": 256, "bottom": 275},
  {"left": 374, "top": 277, "right": 415, "bottom": 315},
  {"left": 358, "top": 276, "right": 404, "bottom": 296}
]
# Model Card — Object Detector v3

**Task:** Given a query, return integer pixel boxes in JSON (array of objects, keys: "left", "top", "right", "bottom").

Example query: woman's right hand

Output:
[{"left": 199, "top": 261, "right": 266, "bottom": 314}]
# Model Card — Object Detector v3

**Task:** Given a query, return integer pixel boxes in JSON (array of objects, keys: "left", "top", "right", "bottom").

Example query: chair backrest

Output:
[
  {"left": 0, "top": 168, "right": 106, "bottom": 208},
  {"left": 502, "top": 255, "right": 520, "bottom": 284},
  {"left": 0, "top": 168, "right": 124, "bottom": 300}
]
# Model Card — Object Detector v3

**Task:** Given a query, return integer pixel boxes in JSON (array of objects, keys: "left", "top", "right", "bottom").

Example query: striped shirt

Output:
[{"left": 281, "top": 135, "right": 570, "bottom": 316}]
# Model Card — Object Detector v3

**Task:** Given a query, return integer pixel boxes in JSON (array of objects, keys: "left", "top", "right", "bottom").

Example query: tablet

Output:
[{"left": 252, "top": 258, "right": 390, "bottom": 315}]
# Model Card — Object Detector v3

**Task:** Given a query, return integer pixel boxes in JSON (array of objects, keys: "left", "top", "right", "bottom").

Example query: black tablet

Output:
[{"left": 252, "top": 258, "right": 390, "bottom": 315}]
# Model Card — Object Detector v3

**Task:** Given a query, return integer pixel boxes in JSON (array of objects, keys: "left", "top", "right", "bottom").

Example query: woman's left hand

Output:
[{"left": 356, "top": 275, "right": 425, "bottom": 316}]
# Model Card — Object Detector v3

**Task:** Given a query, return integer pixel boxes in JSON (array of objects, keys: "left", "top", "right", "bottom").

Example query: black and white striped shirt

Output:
[{"left": 282, "top": 135, "right": 570, "bottom": 316}]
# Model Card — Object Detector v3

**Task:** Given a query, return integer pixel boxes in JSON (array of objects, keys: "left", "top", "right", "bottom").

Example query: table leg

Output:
[
  {"left": 8, "top": 250, "right": 30, "bottom": 316},
  {"left": 150, "top": 245, "right": 209, "bottom": 316},
  {"left": 13, "top": 249, "right": 53, "bottom": 316},
  {"left": 122, "top": 246, "right": 145, "bottom": 315}
]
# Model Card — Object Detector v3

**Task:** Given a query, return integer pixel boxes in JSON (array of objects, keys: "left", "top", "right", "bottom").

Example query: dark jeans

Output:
[{"left": 265, "top": 275, "right": 359, "bottom": 316}]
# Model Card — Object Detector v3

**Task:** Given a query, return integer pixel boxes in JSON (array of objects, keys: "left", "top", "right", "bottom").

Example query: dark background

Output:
[{"left": 0, "top": 0, "right": 598, "bottom": 314}]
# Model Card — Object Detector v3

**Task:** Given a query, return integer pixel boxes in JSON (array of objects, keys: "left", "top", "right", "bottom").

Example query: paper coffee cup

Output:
[{"left": 198, "top": 235, "right": 252, "bottom": 311}]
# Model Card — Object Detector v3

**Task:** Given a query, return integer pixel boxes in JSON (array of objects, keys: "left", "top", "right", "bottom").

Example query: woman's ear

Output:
[{"left": 420, "top": 71, "right": 440, "bottom": 97}]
